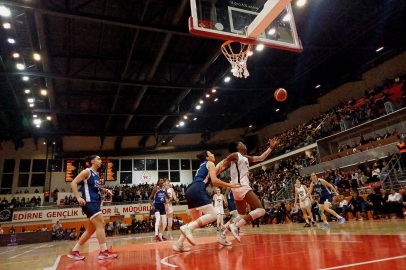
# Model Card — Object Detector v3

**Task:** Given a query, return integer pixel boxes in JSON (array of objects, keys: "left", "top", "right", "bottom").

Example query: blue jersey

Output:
[
  {"left": 81, "top": 168, "right": 102, "bottom": 204},
  {"left": 193, "top": 161, "right": 211, "bottom": 186},
  {"left": 227, "top": 190, "right": 234, "bottom": 201},
  {"left": 154, "top": 187, "right": 166, "bottom": 204},
  {"left": 313, "top": 178, "right": 332, "bottom": 198}
]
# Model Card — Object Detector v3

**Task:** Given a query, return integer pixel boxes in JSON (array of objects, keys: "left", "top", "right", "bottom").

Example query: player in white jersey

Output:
[
  {"left": 294, "top": 179, "right": 314, "bottom": 227},
  {"left": 216, "top": 138, "right": 279, "bottom": 241},
  {"left": 213, "top": 187, "right": 227, "bottom": 231},
  {"left": 163, "top": 178, "right": 178, "bottom": 239}
]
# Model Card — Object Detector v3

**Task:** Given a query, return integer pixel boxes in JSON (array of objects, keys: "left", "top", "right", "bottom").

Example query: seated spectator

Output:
[
  {"left": 371, "top": 165, "right": 380, "bottom": 182},
  {"left": 34, "top": 189, "right": 39, "bottom": 193},
  {"left": 21, "top": 227, "right": 26, "bottom": 233},
  {"left": 336, "top": 195, "right": 348, "bottom": 217},
  {"left": 9, "top": 226, "right": 16, "bottom": 233},
  {"left": 366, "top": 188, "right": 379, "bottom": 219},
  {"left": 78, "top": 224, "right": 86, "bottom": 239},
  {"left": 378, "top": 189, "right": 390, "bottom": 219},
  {"left": 53, "top": 221, "right": 62, "bottom": 230},
  {"left": 311, "top": 198, "right": 321, "bottom": 222},
  {"left": 41, "top": 225, "right": 48, "bottom": 231},
  {"left": 36, "top": 227, "right": 41, "bottom": 232},
  {"left": 348, "top": 190, "right": 367, "bottom": 220},
  {"left": 0, "top": 224, "right": 3, "bottom": 234},
  {"left": 69, "top": 230, "right": 77, "bottom": 240},
  {"left": 106, "top": 222, "right": 113, "bottom": 236},
  {"left": 24, "top": 189, "right": 29, "bottom": 193},
  {"left": 265, "top": 204, "right": 276, "bottom": 224},
  {"left": 289, "top": 202, "right": 299, "bottom": 222},
  {"left": 387, "top": 188, "right": 404, "bottom": 219}
]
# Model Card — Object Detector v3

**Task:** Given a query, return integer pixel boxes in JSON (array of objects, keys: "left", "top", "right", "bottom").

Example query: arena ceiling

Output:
[{"left": 0, "top": 0, "right": 405, "bottom": 148}]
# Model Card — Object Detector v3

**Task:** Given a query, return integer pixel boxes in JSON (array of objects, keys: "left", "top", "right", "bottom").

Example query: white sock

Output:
[
  {"left": 324, "top": 221, "right": 328, "bottom": 224},
  {"left": 235, "top": 218, "right": 247, "bottom": 228},
  {"left": 306, "top": 219, "right": 309, "bottom": 224},
  {"left": 100, "top": 243, "right": 107, "bottom": 252},
  {"left": 311, "top": 218, "right": 314, "bottom": 221},
  {"left": 72, "top": 243, "right": 82, "bottom": 252},
  {"left": 336, "top": 214, "right": 341, "bottom": 218},
  {"left": 159, "top": 233, "right": 163, "bottom": 238},
  {"left": 176, "top": 235, "right": 186, "bottom": 246},
  {"left": 188, "top": 221, "right": 199, "bottom": 231}
]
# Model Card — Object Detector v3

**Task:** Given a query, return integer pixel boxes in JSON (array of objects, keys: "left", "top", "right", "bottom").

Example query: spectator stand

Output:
[{"left": 381, "top": 153, "right": 406, "bottom": 190}]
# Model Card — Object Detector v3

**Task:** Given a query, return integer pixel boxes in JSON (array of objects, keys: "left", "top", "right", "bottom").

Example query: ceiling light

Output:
[
  {"left": 176, "top": 124, "right": 179, "bottom": 127},
  {"left": 28, "top": 98, "right": 34, "bottom": 103},
  {"left": 268, "top": 28, "right": 276, "bottom": 35},
  {"left": 33, "top": 119, "right": 41, "bottom": 125},
  {"left": 24, "top": 89, "right": 30, "bottom": 93},
  {"left": 206, "top": 94, "right": 210, "bottom": 98},
  {"left": 315, "top": 85, "right": 321, "bottom": 88},
  {"left": 13, "top": 53, "right": 19, "bottom": 58},
  {"left": 36, "top": 124, "right": 40, "bottom": 127},
  {"left": 7, "top": 38, "right": 15, "bottom": 44},
  {"left": 3, "top": 23, "right": 11, "bottom": 29},
  {"left": 29, "top": 104, "right": 34, "bottom": 107},
  {"left": 46, "top": 116, "right": 52, "bottom": 120},
  {"left": 276, "top": 108, "right": 280, "bottom": 112},
  {"left": 224, "top": 77, "right": 231, "bottom": 82},
  {"left": 53, "top": 142, "right": 55, "bottom": 144},
  {"left": 194, "top": 118, "right": 197, "bottom": 120},
  {"left": 214, "top": 98, "right": 218, "bottom": 102},
  {"left": 33, "top": 53, "right": 41, "bottom": 60},
  {"left": 41, "top": 89, "right": 47, "bottom": 96},
  {"left": 247, "top": 51, "right": 253, "bottom": 56},
  {"left": 212, "top": 89, "right": 216, "bottom": 93},
  {"left": 0, "top": 6, "right": 11, "bottom": 17},
  {"left": 183, "top": 115, "right": 188, "bottom": 119},
  {"left": 33, "top": 115, "right": 37, "bottom": 118},
  {"left": 22, "top": 76, "right": 29, "bottom": 81},
  {"left": 162, "top": 141, "right": 165, "bottom": 143},
  {"left": 43, "top": 142, "right": 46, "bottom": 145},
  {"left": 256, "top": 44, "right": 264, "bottom": 51},
  {"left": 297, "top": 0, "right": 306, "bottom": 6},
  {"left": 196, "top": 105, "right": 201, "bottom": 110},
  {"left": 179, "top": 121, "right": 185, "bottom": 126},
  {"left": 199, "top": 100, "right": 203, "bottom": 104},
  {"left": 249, "top": 125, "right": 252, "bottom": 128},
  {"left": 170, "top": 140, "right": 172, "bottom": 142},
  {"left": 16, "top": 63, "right": 24, "bottom": 70},
  {"left": 376, "top": 47, "right": 384, "bottom": 52},
  {"left": 283, "top": 14, "right": 291, "bottom": 22}
]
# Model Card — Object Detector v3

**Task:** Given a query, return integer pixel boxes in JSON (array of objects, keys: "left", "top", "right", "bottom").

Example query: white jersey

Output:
[
  {"left": 165, "top": 188, "right": 174, "bottom": 204},
  {"left": 214, "top": 194, "right": 224, "bottom": 208},
  {"left": 230, "top": 152, "right": 250, "bottom": 186},
  {"left": 296, "top": 185, "right": 307, "bottom": 200}
]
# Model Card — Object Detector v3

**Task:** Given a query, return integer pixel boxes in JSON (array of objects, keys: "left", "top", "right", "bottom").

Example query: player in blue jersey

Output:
[
  {"left": 149, "top": 178, "right": 171, "bottom": 242},
  {"left": 303, "top": 173, "right": 346, "bottom": 229},
  {"left": 68, "top": 155, "right": 117, "bottom": 260},
  {"left": 173, "top": 151, "right": 241, "bottom": 252},
  {"left": 222, "top": 188, "right": 243, "bottom": 234}
]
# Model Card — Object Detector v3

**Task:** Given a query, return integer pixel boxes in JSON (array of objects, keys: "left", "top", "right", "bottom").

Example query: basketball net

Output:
[{"left": 221, "top": 40, "right": 253, "bottom": 79}]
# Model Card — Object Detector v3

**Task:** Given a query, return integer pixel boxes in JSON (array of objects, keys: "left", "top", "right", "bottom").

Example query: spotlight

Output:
[
  {"left": 176, "top": 124, "right": 179, "bottom": 127},
  {"left": 256, "top": 44, "right": 264, "bottom": 51},
  {"left": 28, "top": 98, "right": 34, "bottom": 103},
  {"left": 13, "top": 53, "right": 19, "bottom": 58},
  {"left": 53, "top": 142, "right": 55, "bottom": 145},
  {"left": 183, "top": 115, "right": 188, "bottom": 119},
  {"left": 315, "top": 85, "right": 321, "bottom": 88},
  {"left": 0, "top": 6, "right": 11, "bottom": 17},
  {"left": 212, "top": 89, "right": 216, "bottom": 93},
  {"left": 43, "top": 142, "right": 46, "bottom": 145},
  {"left": 283, "top": 14, "right": 291, "bottom": 22},
  {"left": 46, "top": 116, "right": 52, "bottom": 120},
  {"left": 247, "top": 51, "right": 253, "bottom": 56},
  {"left": 224, "top": 77, "right": 231, "bottom": 82},
  {"left": 194, "top": 118, "right": 197, "bottom": 120},
  {"left": 206, "top": 94, "right": 210, "bottom": 98},
  {"left": 16, "top": 63, "right": 24, "bottom": 70},
  {"left": 3, "top": 23, "right": 11, "bottom": 29},
  {"left": 376, "top": 47, "right": 384, "bottom": 52},
  {"left": 249, "top": 125, "right": 252, "bottom": 128},
  {"left": 33, "top": 115, "right": 37, "bottom": 118},
  {"left": 33, "top": 119, "right": 41, "bottom": 125},
  {"left": 170, "top": 140, "right": 172, "bottom": 142},
  {"left": 297, "top": 0, "right": 306, "bottom": 7},
  {"left": 162, "top": 141, "right": 166, "bottom": 143},
  {"left": 24, "top": 89, "right": 30, "bottom": 93},
  {"left": 179, "top": 121, "right": 185, "bottom": 126},
  {"left": 41, "top": 89, "right": 47, "bottom": 96},
  {"left": 199, "top": 100, "right": 203, "bottom": 104},
  {"left": 276, "top": 108, "right": 280, "bottom": 112},
  {"left": 7, "top": 38, "right": 15, "bottom": 44},
  {"left": 29, "top": 104, "right": 34, "bottom": 107},
  {"left": 22, "top": 76, "right": 29, "bottom": 81},
  {"left": 214, "top": 98, "right": 218, "bottom": 102},
  {"left": 33, "top": 53, "right": 41, "bottom": 61},
  {"left": 196, "top": 105, "right": 201, "bottom": 110},
  {"left": 36, "top": 124, "right": 40, "bottom": 127},
  {"left": 268, "top": 28, "right": 276, "bottom": 35}
]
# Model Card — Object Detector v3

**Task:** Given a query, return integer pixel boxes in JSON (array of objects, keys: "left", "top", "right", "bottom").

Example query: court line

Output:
[
  {"left": 9, "top": 244, "right": 53, "bottom": 259},
  {"left": 0, "top": 245, "right": 34, "bottom": 255},
  {"left": 43, "top": 255, "right": 61, "bottom": 270},
  {"left": 318, "top": 255, "right": 406, "bottom": 270}
]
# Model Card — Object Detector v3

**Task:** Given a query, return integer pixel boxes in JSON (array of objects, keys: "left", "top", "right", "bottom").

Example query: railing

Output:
[
  {"left": 381, "top": 153, "right": 405, "bottom": 190},
  {"left": 275, "top": 175, "right": 296, "bottom": 201}
]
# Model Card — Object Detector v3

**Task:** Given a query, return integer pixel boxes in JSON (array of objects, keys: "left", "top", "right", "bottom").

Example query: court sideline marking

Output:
[
  {"left": 0, "top": 245, "right": 35, "bottom": 255},
  {"left": 9, "top": 244, "right": 53, "bottom": 259},
  {"left": 43, "top": 255, "right": 61, "bottom": 270},
  {"left": 318, "top": 254, "right": 406, "bottom": 269}
]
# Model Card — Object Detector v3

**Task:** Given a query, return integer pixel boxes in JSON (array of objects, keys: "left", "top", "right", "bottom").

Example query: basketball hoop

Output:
[{"left": 221, "top": 40, "right": 253, "bottom": 79}]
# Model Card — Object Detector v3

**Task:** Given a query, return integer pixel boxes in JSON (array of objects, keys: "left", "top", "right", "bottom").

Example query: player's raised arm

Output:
[
  {"left": 208, "top": 162, "right": 241, "bottom": 189},
  {"left": 247, "top": 138, "right": 279, "bottom": 163},
  {"left": 215, "top": 152, "right": 238, "bottom": 175}
]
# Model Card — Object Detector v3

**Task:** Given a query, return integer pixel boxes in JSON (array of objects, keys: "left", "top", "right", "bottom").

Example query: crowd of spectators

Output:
[{"left": 1, "top": 195, "right": 42, "bottom": 210}]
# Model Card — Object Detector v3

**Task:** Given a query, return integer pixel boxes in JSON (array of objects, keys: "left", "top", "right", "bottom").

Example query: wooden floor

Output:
[{"left": 1, "top": 220, "right": 406, "bottom": 270}]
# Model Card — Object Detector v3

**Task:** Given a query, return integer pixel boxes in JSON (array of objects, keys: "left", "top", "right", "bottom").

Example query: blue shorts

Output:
[
  {"left": 185, "top": 182, "right": 212, "bottom": 210},
  {"left": 227, "top": 197, "right": 236, "bottom": 212},
  {"left": 82, "top": 202, "right": 102, "bottom": 219},
  {"left": 319, "top": 194, "right": 333, "bottom": 205},
  {"left": 154, "top": 203, "right": 166, "bottom": 215}
]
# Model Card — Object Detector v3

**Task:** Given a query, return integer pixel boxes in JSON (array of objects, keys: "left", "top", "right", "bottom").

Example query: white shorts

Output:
[
  {"left": 231, "top": 185, "right": 252, "bottom": 201},
  {"left": 216, "top": 207, "right": 224, "bottom": 215},
  {"left": 299, "top": 198, "right": 311, "bottom": 208},
  {"left": 165, "top": 203, "right": 173, "bottom": 214}
]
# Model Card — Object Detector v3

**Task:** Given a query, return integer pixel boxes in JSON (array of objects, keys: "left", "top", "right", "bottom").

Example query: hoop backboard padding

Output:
[{"left": 189, "top": 0, "right": 302, "bottom": 52}]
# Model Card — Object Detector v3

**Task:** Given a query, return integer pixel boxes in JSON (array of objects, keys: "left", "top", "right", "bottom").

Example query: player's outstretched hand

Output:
[
  {"left": 78, "top": 197, "right": 86, "bottom": 206},
  {"left": 269, "top": 138, "right": 280, "bottom": 149},
  {"left": 230, "top": 183, "right": 242, "bottom": 188},
  {"left": 175, "top": 198, "right": 179, "bottom": 202}
]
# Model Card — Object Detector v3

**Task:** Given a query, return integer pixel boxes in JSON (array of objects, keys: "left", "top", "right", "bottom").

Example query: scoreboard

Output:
[{"left": 64, "top": 159, "right": 118, "bottom": 184}]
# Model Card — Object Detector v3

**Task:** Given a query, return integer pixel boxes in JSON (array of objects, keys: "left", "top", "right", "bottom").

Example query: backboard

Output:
[{"left": 189, "top": 0, "right": 302, "bottom": 52}]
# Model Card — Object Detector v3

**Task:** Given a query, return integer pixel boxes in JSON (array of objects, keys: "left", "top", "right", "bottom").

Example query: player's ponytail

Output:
[
  {"left": 228, "top": 142, "right": 238, "bottom": 153},
  {"left": 196, "top": 151, "right": 209, "bottom": 163}
]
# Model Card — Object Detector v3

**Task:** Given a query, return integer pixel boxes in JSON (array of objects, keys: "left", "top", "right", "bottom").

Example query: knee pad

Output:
[{"left": 250, "top": 208, "right": 265, "bottom": 220}]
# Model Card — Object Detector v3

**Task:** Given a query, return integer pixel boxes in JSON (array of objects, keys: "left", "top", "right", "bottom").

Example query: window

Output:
[
  {"left": 31, "top": 174, "right": 46, "bottom": 187},
  {"left": 181, "top": 159, "right": 191, "bottom": 170},
  {"left": 3, "top": 159, "right": 15, "bottom": 173},
  {"left": 120, "top": 172, "right": 132, "bottom": 184},
  {"left": 191, "top": 159, "right": 201, "bottom": 170},
  {"left": 19, "top": 159, "right": 31, "bottom": 172},
  {"left": 49, "top": 160, "right": 63, "bottom": 172},
  {"left": 170, "top": 171, "right": 180, "bottom": 182},
  {"left": 170, "top": 159, "right": 179, "bottom": 170},
  {"left": 146, "top": 159, "right": 157, "bottom": 170},
  {"left": 1, "top": 174, "right": 13, "bottom": 188},
  {"left": 158, "top": 171, "right": 169, "bottom": 180},
  {"left": 32, "top": 159, "right": 47, "bottom": 172},
  {"left": 133, "top": 159, "right": 145, "bottom": 171},
  {"left": 120, "top": 159, "right": 132, "bottom": 171},
  {"left": 158, "top": 159, "right": 168, "bottom": 170},
  {"left": 18, "top": 174, "right": 29, "bottom": 187}
]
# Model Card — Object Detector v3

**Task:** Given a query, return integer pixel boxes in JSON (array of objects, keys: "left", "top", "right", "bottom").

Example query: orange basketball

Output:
[{"left": 274, "top": 88, "right": 287, "bottom": 102}]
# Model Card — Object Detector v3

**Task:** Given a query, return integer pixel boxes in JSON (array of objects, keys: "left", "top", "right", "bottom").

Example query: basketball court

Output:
[{"left": 1, "top": 221, "right": 406, "bottom": 270}]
